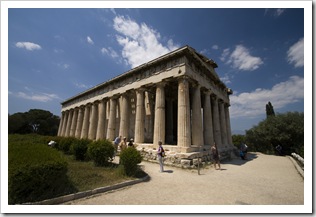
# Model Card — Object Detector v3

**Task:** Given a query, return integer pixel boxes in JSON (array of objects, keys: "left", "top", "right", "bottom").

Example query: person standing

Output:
[
  {"left": 157, "top": 141, "right": 165, "bottom": 172},
  {"left": 120, "top": 137, "right": 127, "bottom": 151},
  {"left": 211, "top": 143, "right": 221, "bottom": 170},
  {"left": 113, "top": 135, "right": 121, "bottom": 158}
]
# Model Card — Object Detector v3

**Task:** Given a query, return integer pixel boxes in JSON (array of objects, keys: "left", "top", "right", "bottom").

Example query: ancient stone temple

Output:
[{"left": 57, "top": 45, "right": 236, "bottom": 168}]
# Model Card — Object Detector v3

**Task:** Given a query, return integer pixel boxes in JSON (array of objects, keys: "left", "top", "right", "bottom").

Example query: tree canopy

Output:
[
  {"left": 244, "top": 111, "right": 304, "bottom": 157},
  {"left": 9, "top": 109, "right": 60, "bottom": 136}
]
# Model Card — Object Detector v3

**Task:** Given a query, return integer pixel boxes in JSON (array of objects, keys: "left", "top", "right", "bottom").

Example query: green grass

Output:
[{"left": 64, "top": 154, "right": 133, "bottom": 192}]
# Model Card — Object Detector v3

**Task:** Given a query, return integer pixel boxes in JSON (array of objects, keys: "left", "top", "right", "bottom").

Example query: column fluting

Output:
[{"left": 153, "top": 82, "right": 166, "bottom": 145}]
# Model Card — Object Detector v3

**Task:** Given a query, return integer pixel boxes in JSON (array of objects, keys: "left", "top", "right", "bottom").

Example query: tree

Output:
[
  {"left": 245, "top": 112, "right": 304, "bottom": 156},
  {"left": 8, "top": 109, "right": 60, "bottom": 136},
  {"left": 265, "top": 101, "right": 275, "bottom": 118}
]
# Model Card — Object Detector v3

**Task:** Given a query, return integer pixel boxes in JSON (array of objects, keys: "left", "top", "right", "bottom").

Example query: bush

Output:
[
  {"left": 70, "top": 138, "right": 91, "bottom": 161},
  {"left": 59, "top": 137, "right": 78, "bottom": 154},
  {"left": 87, "top": 140, "right": 114, "bottom": 166},
  {"left": 8, "top": 134, "right": 76, "bottom": 204},
  {"left": 119, "top": 147, "right": 142, "bottom": 177}
]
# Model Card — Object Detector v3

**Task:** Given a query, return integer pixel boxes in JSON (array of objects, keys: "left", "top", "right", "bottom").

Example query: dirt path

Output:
[{"left": 64, "top": 152, "right": 304, "bottom": 207}]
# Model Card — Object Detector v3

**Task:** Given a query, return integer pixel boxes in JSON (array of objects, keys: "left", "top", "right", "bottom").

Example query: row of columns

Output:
[{"left": 58, "top": 76, "right": 233, "bottom": 148}]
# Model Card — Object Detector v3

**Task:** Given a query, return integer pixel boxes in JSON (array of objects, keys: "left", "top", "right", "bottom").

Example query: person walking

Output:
[
  {"left": 211, "top": 142, "right": 221, "bottom": 170},
  {"left": 157, "top": 141, "right": 165, "bottom": 172}
]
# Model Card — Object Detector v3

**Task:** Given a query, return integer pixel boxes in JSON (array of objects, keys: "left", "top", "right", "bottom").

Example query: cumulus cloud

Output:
[
  {"left": 113, "top": 15, "right": 179, "bottom": 68},
  {"left": 212, "top": 45, "right": 219, "bottom": 50},
  {"left": 15, "top": 91, "right": 59, "bottom": 102},
  {"left": 87, "top": 36, "right": 94, "bottom": 45},
  {"left": 226, "top": 45, "right": 263, "bottom": 71},
  {"left": 229, "top": 76, "right": 304, "bottom": 118},
  {"left": 15, "top": 42, "right": 42, "bottom": 51},
  {"left": 287, "top": 38, "right": 304, "bottom": 68}
]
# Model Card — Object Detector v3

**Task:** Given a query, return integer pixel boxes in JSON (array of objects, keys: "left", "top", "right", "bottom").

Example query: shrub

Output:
[
  {"left": 59, "top": 137, "right": 78, "bottom": 154},
  {"left": 8, "top": 134, "right": 76, "bottom": 204},
  {"left": 87, "top": 140, "right": 114, "bottom": 166},
  {"left": 119, "top": 147, "right": 142, "bottom": 177},
  {"left": 70, "top": 138, "right": 91, "bottom": 161}
]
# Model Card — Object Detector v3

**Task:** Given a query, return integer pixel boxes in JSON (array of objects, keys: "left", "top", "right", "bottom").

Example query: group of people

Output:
[
  {"left": 113, "top": 135, "right": 135, "bottom": 157},
  {"left": 157, "top": 142, "right": 222, "bottom": 172}
]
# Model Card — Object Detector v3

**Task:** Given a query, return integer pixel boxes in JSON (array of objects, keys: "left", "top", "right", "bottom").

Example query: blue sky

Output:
[{"left": 5, "top": 2, "right": 309, "bottom": 134}]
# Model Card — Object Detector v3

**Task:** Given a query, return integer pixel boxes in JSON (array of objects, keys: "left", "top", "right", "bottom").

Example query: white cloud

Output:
[
  {"left": 113, "top": 15, "right": 179, "bottom": 68},
  {"left": 101, "top": 47, "right": 119, "bottom": 58},
  {"left": 226, "top": 45, "right": 263, "bottom": 71},
  {"left": 275, "top": 9, "right": 285, "bottom": 17},
  {"left": 15, "top": 42, "right": 41, "bottom": 51},
  {"left": 287, "top": 38, "right": 304, "bottom": 68},
  {"left": 220, "top": 48, "right": 230, "bottom": 62},
  {"left": 74, "top": 82, "right": 91, "bottom": 89},
  {"left": 15, "top": 91, "right": 59, "bottom": 102},
  {"left": 229, "top": 76, "right": 304, "bottom": 118},
  {"left": 87, "top": 36, "right": 94, "bottom": 45},
  {"left": 212, "top": 45, "right": 219, "bottom": 50}
]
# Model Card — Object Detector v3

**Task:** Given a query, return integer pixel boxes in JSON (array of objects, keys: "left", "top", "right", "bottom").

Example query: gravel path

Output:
[{"left": 64, "top": 152, "right": 303, "bottom": 206}]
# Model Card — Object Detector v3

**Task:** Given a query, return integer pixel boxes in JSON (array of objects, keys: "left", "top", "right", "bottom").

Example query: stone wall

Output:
[{"left": 135, "top": 144, "right": 238, "bottom": 169}]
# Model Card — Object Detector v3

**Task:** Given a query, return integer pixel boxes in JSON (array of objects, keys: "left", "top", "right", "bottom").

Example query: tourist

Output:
[
  {"left": 211, "top": 143, "right": 221, "bottom": 170},
  {"left": 128, "top": 138, "right": 134, "bottom": 147},
  {"left": 113, "top": 135, "right": 121, "bottom": 158},
  {"left": 120, "top": 137, "right": 127, "bottom": 151},
  {"left": 157, "top": 141, "right": 165, "bottom": 172},
  {"left": 240, "top": 143, "right": 248, "bottom": 160}
]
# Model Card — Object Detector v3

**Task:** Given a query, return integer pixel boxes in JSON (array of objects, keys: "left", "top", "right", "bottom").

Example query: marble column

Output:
[
  {"left": 96, "top": 99, "right": 106, "bottom": 140},
  {"left": 191, "top": 84, "right": 204, "bottom": 146},
  {"left": 65, "top": 109, "right": 73, "bottom": 137},
  {"left": 219, "top": 100, "right": 228, "bottom": 146},
  {"left": 166, "top": 98, "right": 174, "bottom": 144},
  {"left": 119, "top": 94, "right": 129, "bottom": 139},
  {"left": 57, "top": 112, "right": 64, "bottom": 136},
  {"left": 61, "top": 110, "right": 69, "bottom": 136},
  {"left": 135, "top": 89, "right": 145, "bottom": 143},
  {"left": 178, "top": 77, "right": 191, "bottom": 148},
  {"left": 153, "top": 82, "right": 166, "bottom": 145},
  {"left": 81, "top": 104, "right": 90, "bottom": 139},
  {"left": 75, "top": 106, "right": 84, "bottom": 138},
  {"left": 211, "top": 96, "right": 222, "bottom": 147},
  {"left": 69, "top": 108, "right": 78, "bottom": 137},
  {"left": 106, "top": 97, "right": 117, "bottom": 141},
  {"left": 145, "top": 91, "right": 154, "bottom": 142},
  {"left": 88, "top": 102, "right": 98, "bottom": 140},
  {"left": 225, "top": 104, "right": 233, "bottom": 145},
  {"left": 203, "top": 90, "right": 214, "bottom": 146}
]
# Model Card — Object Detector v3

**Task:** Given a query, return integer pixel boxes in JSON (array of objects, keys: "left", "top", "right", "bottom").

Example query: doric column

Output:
[
  {"left": 69, "top": 108, "right": 78, "bottom": 137},
  {"left": 153, "top": 82, "right": 166, "bottom": 145},
  {"left": 119, "top": 93, "right": 129, "bottom": 139},
  {"left": 219, "top": 100, "right": 228, "bottom": 146},
  {"left": 80, "top": 104, "right": 90, "bottom": 139},
  {"left": 135, "top": 89, "right": 145, "bottom": 143},
  {"left": 75, "top": 106, "right": 84, "bottom": 138},
  {"left": 191, "top": 84, "right": 204, "bottom": 146},
  {"left": 61, "top": 110, "right": 69, "bottom": 136},
  {"left": 211, "top": 96, "right": 222, "bottom": 147},
  {"left": 178, "top": 77, "right": 191, "bottom": 148},
  {"left": 65, "top": 109, "right": 73, "bottom": 137},
  {"left": 145, "top": 91, "right": 154, "bottom": 142},
  {"left": 96, "top": 99, "right": 106, "bottom": 140},
  {"left": 225, "top": 103, "right": 233, "bottom": 145},
  {"left": 106, "top": 97, "right": 117, "bottom": 141},
  {"left": 88, "top": 102, "right": 98, "bottom": 140},
  {"left": 203, "top": 90, "right": 214, "bottom": 146},
  {"left": 166, "top": 98, "right": 174, "bottom": 144},
  {"left": 57, "top": 112, "right": 65, "bottom": 136}
]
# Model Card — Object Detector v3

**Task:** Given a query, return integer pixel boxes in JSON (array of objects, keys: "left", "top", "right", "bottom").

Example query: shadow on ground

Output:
[{"left": 222, "top": 152, "right": 258, "bottom": 166}]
